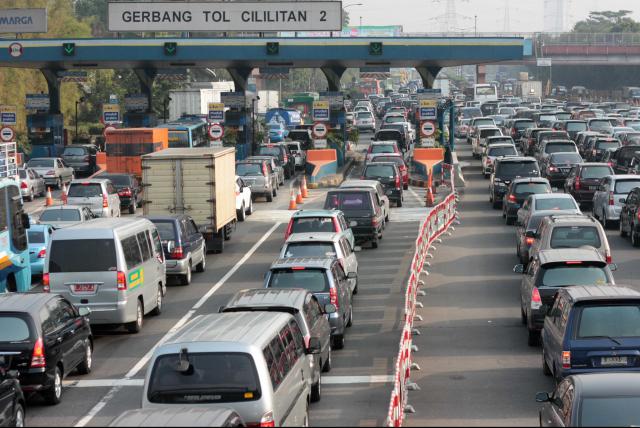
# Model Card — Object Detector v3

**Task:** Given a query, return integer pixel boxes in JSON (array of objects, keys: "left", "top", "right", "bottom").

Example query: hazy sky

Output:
[{"left": 346, "top": 0, "right": 640, "bottom": 33}]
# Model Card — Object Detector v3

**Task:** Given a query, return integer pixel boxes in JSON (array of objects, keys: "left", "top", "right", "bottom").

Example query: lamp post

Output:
[
  {"left": 252, "top": 96, "right": 260, "bottom": 153},
  {"left": 337, "top": 3, "right": 362, "bottom": 36},
  {"left": 163, "top": 96, "right": 172, "bottom": 123},
  {"left": 75, "top": 96, "right": 85, "bottom": 143}
]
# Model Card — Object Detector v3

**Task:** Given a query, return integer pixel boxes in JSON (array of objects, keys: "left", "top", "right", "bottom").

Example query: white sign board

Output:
[
  {"left": 537, "top": 58, "right": 552, "bottom": 67},
  {"left": 0, "top": 9, "right": 47, "bottom": 34},
  {"left": 0, "top": 106, "right": 17, "bottom": 126},
  {"left": 25, "top": 94, "right": 50, "bottom": 111},
  {"left": 314, "top": 139, "right": 328, "bottom": 149},
  {"left": 124, "top": 94, "right": 149, "bottom": 112},
  {"left": 108, "top": 1, "right": 342, "bottom": 32}
]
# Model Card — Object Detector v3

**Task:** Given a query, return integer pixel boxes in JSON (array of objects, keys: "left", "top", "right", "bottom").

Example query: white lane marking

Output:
[
  {"left": 65, "top": 375, "right": 393, "bottom": 389},
  {"left": 408, "top": 187, "right": 425, "bottom": 205},
  {"left": 75, "top": 222, "right": 282, "bottom": 427}
]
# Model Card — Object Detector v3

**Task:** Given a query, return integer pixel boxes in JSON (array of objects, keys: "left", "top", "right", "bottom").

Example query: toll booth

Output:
[
  {"left": 27, "top": 113, "right": 65, "bottom": 158},
  {"left": 224, "top": 110, "right": 251, "bottom": 160},
  {"left": 123, "top": 112, "right": 158, "bottom": 128}
]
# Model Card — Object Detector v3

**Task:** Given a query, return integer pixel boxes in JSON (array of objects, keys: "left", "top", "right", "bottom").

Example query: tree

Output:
[{"left": 573, "top": 10, "right": 640, "bottom": 33}]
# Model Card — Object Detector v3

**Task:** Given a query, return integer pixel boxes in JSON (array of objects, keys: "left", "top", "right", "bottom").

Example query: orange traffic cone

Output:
[
  {"left": 289, "top": 190, "right": 297, "bottom": 210},
  {"left": 301, "top": 176, "right": 309, "bottom": 198},
  {"left": 426, "top": 187, "right": 435, "bottom": 207},
  {"left": 45, "top": 187, "right": 53, "bottom": 207},
  {"left": 61, "top": 182, "right": 68, "bottom": 205},
  {"left": 296, "top": 186, "right": 304, "bottom": 204}
]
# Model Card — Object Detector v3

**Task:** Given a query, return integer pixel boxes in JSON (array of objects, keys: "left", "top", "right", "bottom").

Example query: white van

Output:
[
  {"left": 45, "top": 218, "right": 167, "bottom": 333},
  {"left": 142, "top": 312, "right": 319, "bottom": 427}
]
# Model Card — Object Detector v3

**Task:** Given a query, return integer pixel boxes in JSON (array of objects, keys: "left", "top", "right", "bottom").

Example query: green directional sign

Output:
[
  {"left": 164, "top": 42, "right": 177, "bottom": 56},
  {"left": 62, "top": 43, "right": 76, "bottom": 57},
  {"left": 369, "top": 42, "right": 383, "bottom": 56},
  {"left": 266, "top": 42, "right": 280, "bottom": 56}
]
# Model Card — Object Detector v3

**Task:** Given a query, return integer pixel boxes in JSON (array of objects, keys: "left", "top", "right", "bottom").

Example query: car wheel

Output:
[
  {"left": 238, "top": 204, "right": 246, "bottom": 222},
  {"left": 346, "top": 306, "right": 353, "bottom": 328},
  {"left": 542, "top": 348, "right": 552, "bottom": 377},
  {"left": 181, "top": 262, "right": 192, "bottom": 285},
  {"left": 331, "top": 334, "right": 345, "bottom": 350},
  {"left": 246, "top": 199, "right": 254, "bottom": 215},
  {"left": 528, "top": 329, "right": 540, "bottom": 347},
  {"left": 128, "top": 202, "right": 136, "bottom": 215},
  {"left": 397, "top": 198, "right": 403, "bottom": 208},
  {"left": 353, "top": 276, "right": 359, "bottom": 295},
  {"left": 506, "top": 216, "right": 515, "bottom": 226},
  {"left": 620, "top": 219, "right": 628, "bottom": 238},
  {"left": 492, "top": 199, "right": 501, "bottom": 210},
  {"left": 311, "top": 375, "right": 321, "bottom": 403},
  {"left": 323, "top": 348, "right": 332, "bottom": 373},
  {"left": 43, "top": 366, "right": 63, "bottom": 405},
  {"left": 404, "top": 184, "right": 409, "bottom": 190},
  {"left": 521, "top": 306, "right": 527, "bottom": 325},
  {"left": 273, "top": 187, "right": 277, "bottom": 197},
  {"left": 633, "top": 230, "right": 640, "bottom": 248},
  {"left": 126, "top": 299, "right": 144, "bottom": 334},
  {"left": 196, "top": 246, "right": 207, "bottom": 272},
  {"left": 13, "top": 402, "right": 24, "bottom": 428},
  {"left": 77, "top": 340, "right": 93, "bottom": 375}
]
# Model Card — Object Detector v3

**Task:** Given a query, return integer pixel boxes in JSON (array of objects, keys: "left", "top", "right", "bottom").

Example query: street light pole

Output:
[{"left": 75, "top": 97, "right": 85, "bottom": 143}]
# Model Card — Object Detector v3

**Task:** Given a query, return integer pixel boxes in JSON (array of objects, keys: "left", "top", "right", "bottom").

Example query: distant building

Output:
[{"left": 544, "top": 0, "right": 568, "bottom": 33}]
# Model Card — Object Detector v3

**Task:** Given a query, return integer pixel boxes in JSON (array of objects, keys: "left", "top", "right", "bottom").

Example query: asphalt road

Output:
[{"left": 24, "top": 134, "right": 430, "bottom": 427}]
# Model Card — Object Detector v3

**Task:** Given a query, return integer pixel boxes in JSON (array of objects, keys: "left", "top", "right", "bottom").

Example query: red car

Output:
[{"left": 370, "top": 153, "right": 409, "bottom": 190}]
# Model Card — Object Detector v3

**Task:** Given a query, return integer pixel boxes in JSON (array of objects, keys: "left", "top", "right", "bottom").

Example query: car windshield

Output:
[
  {"left": 325, "top": 192, "right": 372, "bottom": 211},
  {"left": 291, "top": 217, "right": 335, "bottom": 234},
  {"left": 496, "top": 162, "right": 540, "bottom": 179},
  {"left": 268, "top": 268, "right": 330, "bottom": 293},
  {"left": 566, "top": 122, "right": 587, "bottom": 132},
  {"left": 581, "top": 166, "right": 613, "bottom": 179},
  {"left": 49, "top": 239, "right": 117, "bottom": 272},
  {"left": 550, "top": 226, "right": 602, "bottom": 249},
  {"left": 596, "top": 141, "right": 621, "bottom": 150},
  {"left": 0, "top": 316, "right": 30, "bottom": 342},
  {"left": 489, "top": 146, "right": 518, "bottom": 157},
  {"left": 550, "top": 153, "right": 583, "bottom": 164},
  {"left": 67, "top": 183, "right": 103, "bottom": 198},
  {"left": 151, "top": 221, "right": 176, "bottom": 241},
  {"left": 546, "top": 143, "right": 577, "bottom": 154},
  {"left": 40, "top": 209, "right": 81, "bottom": 222},
  {"left": 578, "top": 305, "right": 640, "bottom": 338},
  {"left": 590, "top": 120, "right": 613, "bottom": 131},
  {"left": 364, "top": 165, "right": 396, "bottom": 178},
  {"left": 27, "top": 230, "right": 45, "bottom": 244},
  {"left": 535, "top": 198, "right": 577, "bottom": 210},
  {"left": 615, "top": 179, "right": 640, "bottom": 194},
  {"left": 514, "top": 183, "right": 550, "bottom": 196},
  {"left": 27, "top": 159, "right": 54, "bottom": 168},
  {"left": 580, "top": 397, "right": 640, "bottom": 427},
  {"left": 541, "top": 266, "right": 609, "bottom": 287},
  {"left": 148, "top": 353, "right": 260, "bottom": 404},
  {"left": 284, "top": 243, "right": 337, "bottom": 259},
  {"left": 371, "top": 145, "right": 395, "bottom": 154},
  {"left": 236, "top": 163, "right": 262, "bottom": 176},
  {"left": 63, "top": 147, "right": 86, "bottom": 156}
]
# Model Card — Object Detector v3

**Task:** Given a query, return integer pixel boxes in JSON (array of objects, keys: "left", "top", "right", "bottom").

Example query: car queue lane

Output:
[{"left": 405, "top": 143, "right": 554, "bottom": 427}]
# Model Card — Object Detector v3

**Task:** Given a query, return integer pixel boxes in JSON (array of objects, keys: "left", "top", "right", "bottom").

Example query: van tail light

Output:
[
  {"left": 171, "top": 246, "right": 184, "bottom": 260},
  {"left": 508, "top": 194, "right": 517, "bottom": 203},
  {"left": 562, "top": 351, "right": 572, "bottom": 369},
  {"left": 20, "top": 181, "right": 27, "bottom": 189},
  {"left": 531, "top": 287, "right": 542, "bottom": 310},
  {"left": 42, "top": 273, "right": 50, "bottom": 293},
  {"left": 117, "top": 271, "right": 127, "bottom": 291},
  {"left": 574, "top": 176, "right": 581, "bottom": 191},
  {"left": 606, "top": 252, "right": 612, "bottom": 264},
  {"left": 259, "top": 412, "right": 276, "bottom": 428},
  {"left": 38, "top": 249, "right": 46, "bottom": 259},
  {"left": 30, "top": 338, "right": 46, "bottom": 369},
  {"left": 371, "top": 217, "right": 379, "bottom": 227},
  {"left": 285, "top": 219, "right": 294, "bottom": 239},
  {"left": 609, "top": 192, "right": 615, "bottom": 206},
  {"left": 118, "top": 188, "right": 132, "bottom": 197},
  {"left": 102, "top": 193, "right": 108, "bottom": 208},
  {"left": 330, "top": 287, "right": 340, "bottom": 310}
]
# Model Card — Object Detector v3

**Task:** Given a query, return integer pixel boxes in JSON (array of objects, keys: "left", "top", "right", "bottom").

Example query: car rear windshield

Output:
[
  {"left": 474, "top": 119, "right": 494, "bottom": 127},
  {"left": 284, "top": 243, "right": 336, "bottom": 259},
  {"left": 535, "top": 198, "right": 577, "bottom": 211},
  {"left": 236, "top": 163, "right": 263, "bottom": 176},
  {"left": 545, "top": 143, "right": 577, "bottom": 154},
  {"left": 376, "top": 131, "right": 401, "bottom": 141},
  {"left": 581, "top": 166, "right": 613, "bottom": 179},
  {"left": 28, "top": 230, "right": 45, "bottom": 244},
  {"left": 147, "top": 352, "right": 261, "bottom": 404},
  {"left": 67, "top": 183, "right": 103, "bottom": 198},
  {"left": 371, "top": 145, "right": 395, "bottom": 154},
  {"left": 40, "top": 209, "right": 81, "bottom": 222},
  {"left": 550, "top": 153, "right": 582, "bottom": 164},
  {"left": 325, "top": 192, "right": 372, "bottom": 211},
  {"left": 268, "top": 268, "right": 330, "bottom": 293},
  {"left": 27, "top": 159, "right": 54, "bottom": 168},
  {"left": 480, "top": 129, "right": 501, "bottom": 138},
  {"left": 63, "top": 147, "right": 86, "bottom": 156},
  {"left": 152, "top": 221, "right": 177, "bottom": 242},
  {"left": 596, "top": 141, "right": 620, "bottom": 150},
  {"left": 257, "top": 147, "right": 283, "bottom": 159},
  {"left": 49, "top": 239, "right": 117, "bottom": 273},
  {"left": 580, "top": 397, "right": 640, "bottom": 426},
  {"left": 291, "top": 217, "right": 335, "bottom": 234},
  {"left": 495, "top": 162, "right": 540, "bottom": 178},
  {"left": 357, "top": 112, "right": 373, "bottom": 119},
  {"left": 578, "top": 305, "right": 640, "bottom": 338},
  {"left": 590, "top": 120, "right": 613, "bottom": 130},
  {"left": 566, "top": 122, "right": 587, "bottom": 132},
  {"left": 0, "top": 316, "right": 31, "bottom": 342},
  {"left": 514, "top": 182, "right": 550, "bottom": 196},
  {"left": 615, "top": 179, "right": 640, "bottom": 194},
  {"left": 541, "top": 266, "right": 609, "bottom": 287},
  {"left": 489, "top": 146, "right": 518, "bottom": 157},
  {"left": 515, "top": 120, "right": 535, "bottom": 129},
  {"left": 100, "top": 175, "right": 131, "bottom": 186},
  {"left": 550, "top": 226, "right": 602, "bottom": 249},
  {"left": 372, "top": 156, "right": 404, "bottom": 167},
  {"left": 364, "top": 165, "right": 396, "bottom": 178}
]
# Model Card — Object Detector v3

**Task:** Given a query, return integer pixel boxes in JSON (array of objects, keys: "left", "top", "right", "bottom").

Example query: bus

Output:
[
  {"left": 0, "top": 142, "right": 31, "bottom": 293},
  {"left": 474, "top": 84, "right": 498, "bottom": 103},
  {"left": 27, "top": 113, "right": 66, "bottom": 158},
  {"left": 157, "top": 120, "right": 209, "bottom": 148}
]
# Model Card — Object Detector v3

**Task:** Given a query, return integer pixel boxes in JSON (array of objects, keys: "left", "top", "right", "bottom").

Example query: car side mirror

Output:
[
  {"left": 324, "top": 304, "right": 337, "bottom": 315},
  {"left": 536, "top": 392, "right": 551, "bottom": 403},
  {"left": 306, "top": 337, "right": 322, "bottom": 355},
  {"left": 513, "top": 264, "right": 525, "bottom": 274},
  {"left": 218, "top": 306, "right": 226, "bottom": 313},
  {"left": 78, "top": 307, "right": 91, "bottom": 317},
  {"left": 609, "top": 263, "right": 618, "bottom": 272},
  {"left": 166, "top": 240, "right": 175, "bottom": 255}
]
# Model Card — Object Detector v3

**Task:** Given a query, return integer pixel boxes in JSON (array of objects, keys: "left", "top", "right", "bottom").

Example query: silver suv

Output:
[
  {"left": 236, "top": 160, "right": 277, "bottom": 202},
  {"left": 66, "top": 178, "right": 121, "bottom": 218}
]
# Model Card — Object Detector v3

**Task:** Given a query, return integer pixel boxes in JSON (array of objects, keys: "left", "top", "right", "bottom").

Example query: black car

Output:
[
  {"left": 564, "top": 163, "right": 614, "bottom": 206},
  {"left": 97, "top": 173, "right": 142, "bottom": 214},
  {"left": 324, "top": 188, "right": 385, "bottom": 248},
  {"left": 502, "top": 178, "right": 552, "bottom": 225},
  {"left": 257, "top": 144, "right": 295, "bottom": 179},
  {"left": 609, "top": 144, "right": 640, "bottom": 174},
  {"left": 287, "top": 129, "right": 313, "bottom": 150},
  {"left": 61, "top": 145, "right": 97, "bottom": 176},
  {"left": 585, "top": 138, "right": 621, "bottom": 162},
  {"left": 361, "top": 162, "right": 403, "bottom": 207},
  {"left": 620, "top": 186, "right": 640, "bottom": 246},
  {"left": 0, "top": 293, "right": 93, "bottom": 405},
  {"left": 0, "top": 356, "right": 25, "bottom": 427},
  {"left": 373, "top": 129, "right": 406, "bottom": 151},
  {"left": 490, "top": 157, "right": 541, "bottom": 209},
  {"left": 541, "top": 152, "right": 583, "bottom": 186}
]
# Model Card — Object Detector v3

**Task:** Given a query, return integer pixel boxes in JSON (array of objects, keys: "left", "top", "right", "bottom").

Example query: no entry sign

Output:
[
  {"left": 0, "top": 126, "right": 14, "bottom": 142},
  {"left": 420, "top": 121, "right": 436, "bottom": 138},
  {"left": 209, "top": 123, "right": 224, "bottom": 140},
  {"left": 312, "top": 122, "right": 328, "bottom": 139}
]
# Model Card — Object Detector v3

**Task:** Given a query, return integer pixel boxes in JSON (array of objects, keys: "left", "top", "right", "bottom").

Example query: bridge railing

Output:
[{"left": 535, "top": 32, "right": 640, "bottom": 46}]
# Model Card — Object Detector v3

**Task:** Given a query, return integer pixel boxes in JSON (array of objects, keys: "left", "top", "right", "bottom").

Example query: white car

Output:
[
  {"left": 472, "top": 126, "right": 503, "bottom": 158},
  {"left": 25, "top": 157, "right": 74, "bottom": 189},
  {"left": 355, "top": 111, "right": 376, "bottom": 132},
  {"left": 18, "top": 167, "right": 46, "bottom": 201},
  {"left": 286, "top": 141, "right": 306, "bottom": 169},
  {"left": 235, "top": 176, "right": 253, "bottom": 222}
]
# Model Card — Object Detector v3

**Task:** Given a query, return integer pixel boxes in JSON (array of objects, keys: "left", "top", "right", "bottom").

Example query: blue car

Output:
[
  {"left": 542, "top": 286, "right": 640, "bottom": 382},
  {"left": 268, "top": 123, "right": 288, "bottom": 142},
  {"left": 27, "top": 224, "right": 53, "bottom": 277}
]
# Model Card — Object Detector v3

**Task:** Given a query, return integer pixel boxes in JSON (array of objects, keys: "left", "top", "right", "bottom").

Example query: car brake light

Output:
[
  {"left": 284, "top": 155, "right": 289, "bottom": 163},
  {"left": 372, "top": 217, "right": 379, "bottom": 227},
  {"left": 30, "top": 337, "right": 46, "bottom": 368},
  {"left": 262, "top": 164, "right": 268, "bottom": 177},
  {"left": 508, "top": 194, "right": 517, "bottom": 203},
  {"left": 609, "top": 192, "right": 615, "bottom": 206},
  {"left": 548, "top": 166, "right": 558, "bottom": 173},
  {"left": 259, "top": 412, "right": 276, "bottom": 428},
  {"left": 38, "top": 249, "right": 46, "bottom": 259},
  {"left": 117, "top": 271, "right": 127, "bottom": 291},
  {"left": 562, "top": 351, "right": 571, "bottom": 369},
  {"left": 291, "top": 267, "right": 306, "bottom": 271},
  {"left": 304, "top": 334, "right": 311, "bottom": 349},
  {"left": 395, "top": 175, "right": 401, "bottom": 189},
  {"left": 330, "top": 287, "right": 339, "bottom": 310},
  {"left": 606, "top": 252, "right": 612, "bottom": 264},
  {"left": 102, "top": 193, "right": 108, "bottom": 208},
  {"left": 118, "top": 188, "right": 132, "bottom": 197},
  {"left": 20, "top": 181, "right": 27, "bottom": 189},
  {"left": 531, "top": 287, "right": 542, "bottom": 310},
  {"left": 575, "top": 176, "right": 581, "bottom": 190},
  {"left": 285, "top": 219, "right": 294, "bottom": 239},
  {"left": 171, "top": 246, "right": 184, "bottom": 260},
  {"left": 525, "top": 237, "right": 535, "bottom": 246},
  {"left": 565, "top": 261, "right": 583, "bottom": 265},
  {"left": 42, "top": 273, "right": 50, "bottom": 292}
]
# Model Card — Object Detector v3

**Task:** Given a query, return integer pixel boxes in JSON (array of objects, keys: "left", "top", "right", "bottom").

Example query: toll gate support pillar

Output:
[
  {"left": 416, "top": 66, "right": 441, "bottom": 90},
  {"left": 228, "top": 67, "right": 255, "bottom": 93},
  {"left": 134, "top": 68, "right": 158, "bottom": 113},
  {"left": 40, "top": 69, "right": 62, "bottom": 115},
  {"left": 321, "top": 67, "right": 346, "bottom": 92}
]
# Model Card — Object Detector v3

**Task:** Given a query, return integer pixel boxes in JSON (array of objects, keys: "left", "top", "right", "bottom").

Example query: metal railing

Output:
[{"left": 535, "top": 32, "right": 640, "bottom": 46}]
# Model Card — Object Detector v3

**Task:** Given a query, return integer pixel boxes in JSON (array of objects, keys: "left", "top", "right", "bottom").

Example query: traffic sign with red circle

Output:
[
  {"left": 420, "top": 121, "right": 436, "bottom": 138},
  {"left": 209, "top": 123, "right": 225, "bottom": 140},
  {"left": 312, "top": 122, "right": 328, "bottom": 139},
  {"left": 0, "top": 126, "right": 14, "bottom": 142},
  {"left": 103, "top": 125, "right": 117, "bottom": 138}
]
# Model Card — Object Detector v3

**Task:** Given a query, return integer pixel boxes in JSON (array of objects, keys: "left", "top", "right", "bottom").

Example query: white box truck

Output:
[
  {"left": 168, "top": 82, "right": 235, "bottom": 121},
  {"left": 141, "top": 148, "right": 237, "bottom": 253}
]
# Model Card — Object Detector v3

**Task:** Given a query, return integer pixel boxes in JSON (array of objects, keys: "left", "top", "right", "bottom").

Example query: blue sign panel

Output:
[
  {"left": 103, "top": 112, "right": 120, "bottom": 122},
  {"left": 0, "top": 113, "right": 16, "bottom": 124}
]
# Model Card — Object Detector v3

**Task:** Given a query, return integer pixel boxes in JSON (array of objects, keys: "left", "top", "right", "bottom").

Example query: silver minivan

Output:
[
  {"left": 45, "top": 218, "right": 167, "bottom": 333},
  {"left": 142, "top": 312, "right": 318, "bottom": 427},
  {"left": 66, "top": 178, "right": 121, "bottom": 218}
]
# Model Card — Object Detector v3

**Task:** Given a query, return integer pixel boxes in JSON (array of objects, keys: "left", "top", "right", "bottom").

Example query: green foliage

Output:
[
  {"left": 573, "top": 10, "right": 640, "bottom": 33},
  {"left": 348, "top": 128, "right": 359, "bottom": 144},
  {"left": 222, "top": 127, "right": 239, "bottom": 146}
]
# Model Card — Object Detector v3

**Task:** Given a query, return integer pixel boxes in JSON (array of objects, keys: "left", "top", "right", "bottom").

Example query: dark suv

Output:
[
  {"left": 564, "top": 163, "right": 614, "bottom": 206},
  {"left": 257, "top": 143, "right": 295, "bottom": 179},
  {"left": 362, "top": 162, "right": 403, "bottom": 207},
  {"left": 0, "top": 293, "right": 93, "bottom": 405},
  {"left": 490, "top": 157, "right": 541, "bottom": 209},
  {"left": 0, "top": 356, "right": 25, "bottom": 427},
  {"left": 324, "top": 188, "right": 385, "bottom": 248},
  {"left": 61, "top": 144, "right": 97, "bottom": 176},
  {"left": 502, "top": 178, "right": 551, "bottom": 225},
  {"left": 97, "top": 173, "right": 142, "bottom": 214}
]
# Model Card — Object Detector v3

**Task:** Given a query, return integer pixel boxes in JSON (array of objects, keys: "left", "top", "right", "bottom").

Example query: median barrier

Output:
[
  {"left": 410, "top": 148, "right": 445, "bottom": 187},
  {"left": 305, "top": 149, "right": 338, "bottom": 188}
]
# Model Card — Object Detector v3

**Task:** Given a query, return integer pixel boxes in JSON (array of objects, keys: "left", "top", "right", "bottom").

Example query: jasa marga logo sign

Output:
[{"left": 0, "top": 9, "right": 47, "bottom": 33}]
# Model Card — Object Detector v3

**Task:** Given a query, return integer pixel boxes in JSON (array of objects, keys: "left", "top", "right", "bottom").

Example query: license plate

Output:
[
  {"left": 73, "top": 284, "right": 96, "bottom": 294},
  {"left": 601, "top": 356, "right": 628, "bottom": 366}
]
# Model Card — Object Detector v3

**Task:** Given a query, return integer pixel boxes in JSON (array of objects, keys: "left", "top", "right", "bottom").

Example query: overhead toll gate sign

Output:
[
  {"left": 0, "top": 9, "right": 47, "bottom": 34},
  {"left": 108, "top": 1, "right": 342, "bottom": 32}
]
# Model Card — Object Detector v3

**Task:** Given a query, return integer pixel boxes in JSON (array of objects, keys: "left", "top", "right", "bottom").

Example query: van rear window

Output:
[
  {"left": 67, "top": 184, "right": 103, "bottom": 198},
  {"left": 49, "top": 239, "right": 117, "bottom": 273},
  {"left": 0, "top": 316, "right": 30, "bottom": 342},
  {"left": 550, "top": 226, "right": 601, "bottom": 249},
  {"left": 147, "top": 353, "right": 261, "bottom": 404},
  {"left": 291, "top": 217, "right": 335, "bottom": 234},
  {"left": 268, "top": 269, "right": 330, "bottom": 293},
  {"left": 578, "top": 305, "right": 640, "bottom": 338},
  {"left": 325, "top": 192, "right": 372, "bottom": 211}
]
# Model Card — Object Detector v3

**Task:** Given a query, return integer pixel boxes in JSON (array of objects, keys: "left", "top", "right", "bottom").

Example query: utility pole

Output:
[{"left": 474, "top": 15, "right": 478, "bottom": 36}]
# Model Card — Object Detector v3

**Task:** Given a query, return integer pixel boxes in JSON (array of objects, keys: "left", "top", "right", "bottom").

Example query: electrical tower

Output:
[
  {"left": 503, "top": 0, "right": 510, "bottom": 32},
  {"left": 431, "top": 0, "right": 471, "bottom": 33},
  {"left": 544, "top": 0, "right": 568, "bottom": 32}
]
